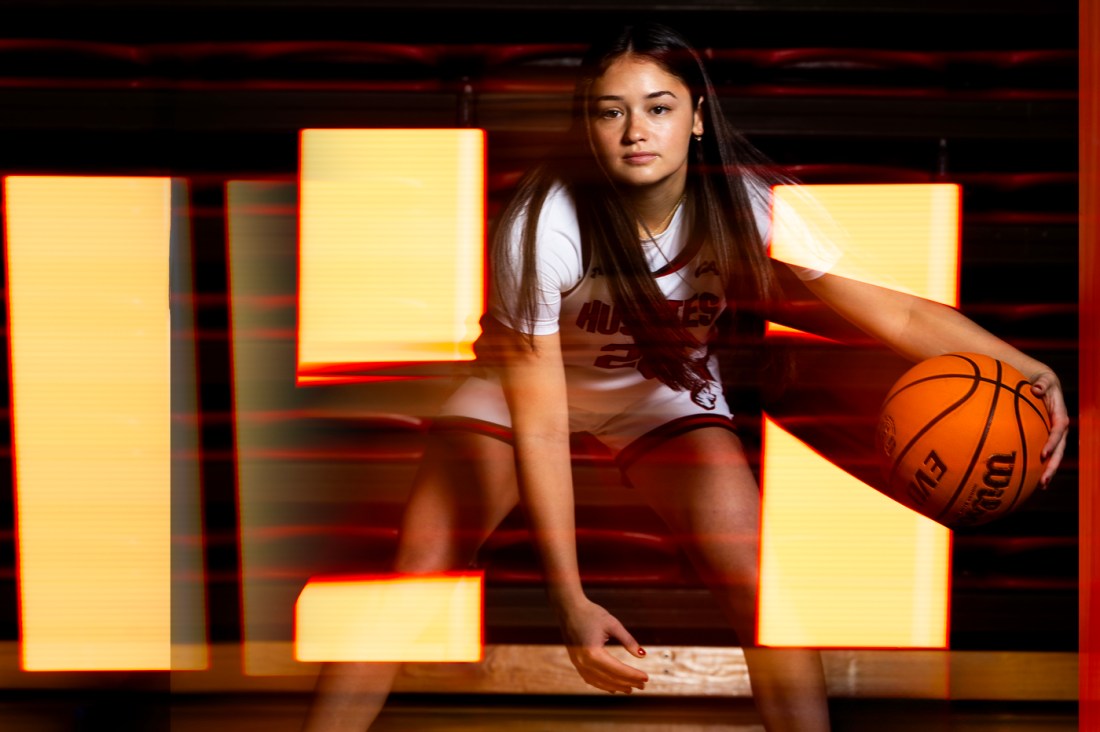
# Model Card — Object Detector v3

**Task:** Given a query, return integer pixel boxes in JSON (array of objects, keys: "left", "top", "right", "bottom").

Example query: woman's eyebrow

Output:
[{"left": 593, "top": 90, "right": 679, "bottom": 103}]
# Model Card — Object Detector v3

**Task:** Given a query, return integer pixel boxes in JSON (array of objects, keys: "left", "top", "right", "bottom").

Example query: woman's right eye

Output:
[{"left": 597, "top": 109, "right": 622, "bottom": 119}]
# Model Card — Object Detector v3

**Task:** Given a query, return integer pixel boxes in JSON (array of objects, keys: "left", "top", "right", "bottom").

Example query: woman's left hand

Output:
[
  {"left": 1029, "top": 369, "right": 1070, "bottom": 488},
  {"left": 801, "top": 272, "right": 1072, "bottom": 489},
  {"left": 557, "top": 597, "right": 649, "bottom": 694}
]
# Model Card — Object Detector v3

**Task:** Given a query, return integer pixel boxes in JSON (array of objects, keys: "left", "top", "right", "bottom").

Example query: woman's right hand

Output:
[
  {"left": 496, "top": 327, "right": 647, "bottom": 694},
  {"left": 557, "top": 596, "right": 649, "bottom": 693}
]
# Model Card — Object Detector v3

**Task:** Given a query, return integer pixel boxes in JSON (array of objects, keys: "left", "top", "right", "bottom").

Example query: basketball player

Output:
[{"left": 303, "top": 22, "right": 1068, "bottom": 732}]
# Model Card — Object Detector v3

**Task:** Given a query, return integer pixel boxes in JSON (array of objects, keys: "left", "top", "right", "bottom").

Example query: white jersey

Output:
[
  {"left": 439, "top": 180, "right": 841, "bottom": 453},
  {"left": 489, "top": 182, "right": 829, "bottom": 415}
]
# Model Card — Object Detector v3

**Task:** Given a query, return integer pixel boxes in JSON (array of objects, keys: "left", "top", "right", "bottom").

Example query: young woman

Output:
[{"left": 304, "top": 22, "right": 1069, "bottom": 732}]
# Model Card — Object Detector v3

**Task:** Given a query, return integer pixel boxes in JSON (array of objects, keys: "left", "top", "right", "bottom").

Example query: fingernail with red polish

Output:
[{"left": 638, "top": 648, "right": 646, "bottom": 656}]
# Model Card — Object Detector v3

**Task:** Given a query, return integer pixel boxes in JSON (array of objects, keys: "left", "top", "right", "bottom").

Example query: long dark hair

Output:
[{"left": 492, "top": 22, "right": 789, "bottom": 392}]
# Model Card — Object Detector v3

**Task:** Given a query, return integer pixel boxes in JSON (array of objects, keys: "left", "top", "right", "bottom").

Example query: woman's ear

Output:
[{"left": 693, "top": 97, "right": 705, "bottom": 137}]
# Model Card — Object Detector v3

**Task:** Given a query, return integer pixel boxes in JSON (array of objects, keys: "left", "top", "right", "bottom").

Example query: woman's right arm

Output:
[{"left": 491, "top": 321, "right": 649, "bottom": 694}]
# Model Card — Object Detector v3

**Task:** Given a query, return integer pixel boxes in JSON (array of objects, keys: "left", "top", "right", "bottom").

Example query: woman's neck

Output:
[{"left": 633, "top": 185, "right": 688, "bottom": 237}]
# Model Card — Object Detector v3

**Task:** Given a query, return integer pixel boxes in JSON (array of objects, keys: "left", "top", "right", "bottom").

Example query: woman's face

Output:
[{"left": 587, "top": 53, "right": 704, "bottom": 194}]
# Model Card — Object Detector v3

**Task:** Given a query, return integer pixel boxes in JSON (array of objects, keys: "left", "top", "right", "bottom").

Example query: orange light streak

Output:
[
  {"left": 295, "top": 573, "right": 484, "bottom": 662},
  {"left": 759, "top": 183, "right": 958, "bottom": 648},
  {"left": 768, "top": 184, "right": 960, "bottom": 335},
  {"left": 5, "top": 176, "right": 173, "bottom": 670},
  {"left": 297, "top": 129, "right": 485, "bottom": 383},
  {"left": 228, "top": 181, "right": 469, "bottom": 676},
  {"left": 758, "top": 419, "right": 951, "bottom": 647}
]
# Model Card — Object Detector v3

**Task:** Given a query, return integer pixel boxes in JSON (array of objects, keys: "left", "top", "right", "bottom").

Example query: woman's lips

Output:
[{"left": 623, "top": 152, "right": 658, "bottom": 164}]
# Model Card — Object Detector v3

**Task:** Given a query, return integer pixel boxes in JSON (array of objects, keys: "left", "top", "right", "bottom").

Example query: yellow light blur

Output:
[
  {"left": 5, "top": 176, "right": 172, "bottom": 670},
  {"left": 298, "top": 129, "right": 485, "bottom": 381},
  {"left": 169, "top": 179, "right": 209, "bottom": 671},
  {"left": 759, "top": 183, "right": 956, "bottom": 649},
  {"left": 295, "top": 573, "right": 483, "bottom": 662},
  {"left": 758, "top": 418, "right": 951, "bottom": 647},
  {"left": 768, "top": 183, "right": 960, "bottom": 335}
]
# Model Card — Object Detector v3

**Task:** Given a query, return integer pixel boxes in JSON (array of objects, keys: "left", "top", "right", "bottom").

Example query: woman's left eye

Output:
[{"left": 652, "top": 105, "right": 671, "bottom": 115}]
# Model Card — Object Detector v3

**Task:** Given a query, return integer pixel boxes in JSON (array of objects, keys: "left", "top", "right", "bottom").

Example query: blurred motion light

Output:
[
  {"left": 298, "top": 129, "right": 485, "bottom": 383},
  {"left": 5, "top": 176, "right": 172, "bottom": 670},
  {"left": 758, "top": 418, "right": 951, "bottom": 647},
  {"left": 759, "top": 183, "right": 957, "bottom": 649},
  {"left": 295, "top": 572, "right": 483, "bottom": 662},
  {"left": 768, "top": 183, "right": 960, "bottom": 335}
]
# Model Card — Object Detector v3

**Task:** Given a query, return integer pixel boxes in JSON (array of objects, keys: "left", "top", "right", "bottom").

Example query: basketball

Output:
[{"left": 874, "top": 352, "right": 1051, "bottom": 528}]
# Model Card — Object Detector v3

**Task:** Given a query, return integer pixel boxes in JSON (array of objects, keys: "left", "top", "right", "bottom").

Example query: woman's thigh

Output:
[
  {"left": 394, "top": 429, "right": 520, "bottom": 572},
  {"left": 623, "top": 426, "right": 761, "bottom": 592}
]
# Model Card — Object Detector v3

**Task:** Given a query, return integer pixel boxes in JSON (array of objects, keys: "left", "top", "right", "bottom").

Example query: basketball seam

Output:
[
  {"left": 936, "top": 358, "right": 1002, "bottom": 522},
  {"left": 885, "top": 355, "right": 983, "bottom": 492},
  {"left": 885, "top": 374, "right": 1048, "bottom": 423},
  {"left": 1005, "top": 379, "right": 1035, "bottom": 514}
]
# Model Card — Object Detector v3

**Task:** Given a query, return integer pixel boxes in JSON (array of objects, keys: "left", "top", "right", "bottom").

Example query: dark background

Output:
[{"left": 0, "top": 0, "right": 1081, "bottom": 727}]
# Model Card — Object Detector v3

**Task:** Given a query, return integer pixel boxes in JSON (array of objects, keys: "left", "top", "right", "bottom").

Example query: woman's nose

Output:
[{"left": 622, "top": 116, "right": 646, "bottom": 143}]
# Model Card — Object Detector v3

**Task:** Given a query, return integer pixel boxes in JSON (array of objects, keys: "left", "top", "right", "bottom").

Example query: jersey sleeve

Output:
[
  {"left": 489, "top": 184, "right": 585, "bottom": 335},
  {"left": 750, "top": 179, "right": 844, "bottom": 281}
]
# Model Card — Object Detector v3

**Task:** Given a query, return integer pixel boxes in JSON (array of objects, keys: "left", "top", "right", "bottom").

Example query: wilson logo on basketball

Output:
[{"left": 955, "top": 452, "right": 1019, "bottom": 526}]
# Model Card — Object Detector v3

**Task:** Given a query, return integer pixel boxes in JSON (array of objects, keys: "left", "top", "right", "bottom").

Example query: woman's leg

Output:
[
  {"left": 624, "top": 426, "right": 831, "bottom": 732},
  {"left": 302, "top": 429, "right": 520, "bottom": 732}
]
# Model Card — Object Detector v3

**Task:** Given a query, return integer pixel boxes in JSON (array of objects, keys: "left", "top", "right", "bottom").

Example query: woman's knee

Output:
[
  {"left": 392, "top": 430, "right": 518, "bottom": 574},
  {"left": 391, "top": 539, "right": 467, "bottom": 574}
]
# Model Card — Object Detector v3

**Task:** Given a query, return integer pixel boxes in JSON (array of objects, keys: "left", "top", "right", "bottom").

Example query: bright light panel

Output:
[
  {"left": 768, "top": 184, "right": 960, "bottom": 335},
  {"left": 295, "top": 573, "right": 483, "bottom": 662},
  {"left": 5, "top": 176, "right": 172, "bottom": 670},
  {"left": 759, "top": 183, "right": 957, "bottom": 648},
  {"left": 758, "top": 418, "right": 951, "bottom": 647},
  {"left": 298, "top": 129, "right": 485, "bottom": 381}
]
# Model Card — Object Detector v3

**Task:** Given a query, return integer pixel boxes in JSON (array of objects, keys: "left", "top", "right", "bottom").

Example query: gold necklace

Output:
[{"left": 642, "top": 193, "right": 687, "bottom": 237}]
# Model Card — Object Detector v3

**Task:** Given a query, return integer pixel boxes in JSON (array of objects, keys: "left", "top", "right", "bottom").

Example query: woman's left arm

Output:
[{"left": 801, "top": 271, "right": 1069, "bottom": 486}]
